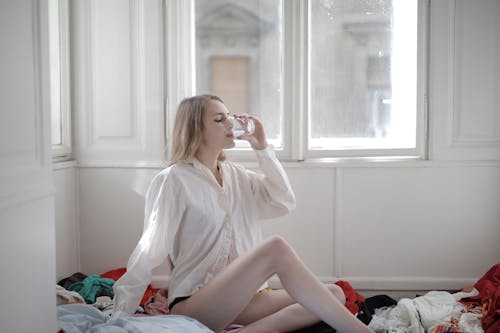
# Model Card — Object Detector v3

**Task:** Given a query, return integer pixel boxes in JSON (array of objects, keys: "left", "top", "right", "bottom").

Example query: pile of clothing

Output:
[
  {"left": 57, "top": 264, "right": 499, "bottom": 333},
  {"left": 57, "top": 268, "right": 159, "bottom": 317},
  {"left": 368, "top": 263, "right": 500, "bottom": 333}
]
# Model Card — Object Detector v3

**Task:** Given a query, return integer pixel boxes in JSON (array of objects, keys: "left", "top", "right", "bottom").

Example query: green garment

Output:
[{"left": 69, "top": 274, "right": 115, "bottom": 304}]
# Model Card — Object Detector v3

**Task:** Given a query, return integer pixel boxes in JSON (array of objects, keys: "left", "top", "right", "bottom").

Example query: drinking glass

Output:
[{"left": 228, "top": 116, "right": 255, "bottom": 138}]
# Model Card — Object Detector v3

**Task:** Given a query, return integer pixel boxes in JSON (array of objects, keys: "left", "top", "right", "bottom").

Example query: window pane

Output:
[
  {"left": 49, "top": 0, "right": 62, "bottom": 146},
  {"left": 194, "top": 0, "right": 283, "bottom": 148},
  {"left": 309, "top": 0, "right": 418, "bottom": 150}
]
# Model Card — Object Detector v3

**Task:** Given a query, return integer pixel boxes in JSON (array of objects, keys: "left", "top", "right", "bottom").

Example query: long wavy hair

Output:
[{"left": 170, "top": 94, "right": 227, "bottom": 165}]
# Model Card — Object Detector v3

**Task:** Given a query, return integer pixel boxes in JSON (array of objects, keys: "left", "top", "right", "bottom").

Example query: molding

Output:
[
  {"left": 75, "top": 166, "right": 82, "bottom": 273},
  {"left": 82, "top": 0, "right": 93, "bottom": 147},
  {"left": 342, "top": 276, "right": 476, "bottom": 291},
  {"left": 429, "top": 0, "right": 500, "bottom": 160},
  {"left": 1, "top": 0, "right": 50, "bottom": 170},
  {"left": 50, "top": 0, "right": 72, "bottom": 158},
  {"left": 73, "top": 158, "right": 500, "bottom": 169},
  {"left": 73, "top": 0, "right": 165, "bottom": 162},
  {"left": 445, "top": 0, "right": 457, "bottom": 149},
  {"left": 164, "top": 0, "right": 196, "bottom": 161},
  {"left": 52, "top": 159, "right": 77, "bottom": 170},
  {"left": 72, "top": 157, "right": 500, "bottom": 169},
  {"left": 77, "top": 160, "right": 168, "bottom": 169},
  {"left": 246, "top": 275, "right": 476, "bottom": 292},
  {"left": 78, "top": 0, "right": 149, "bottom": 152},
  {"left": 450, "top": 0, "right": 500, "bottom": 147},
  {"left": 0, "top": 184, "right": 55, "bottom": 212},
  {"left": 284, "top": 0, "right": 307, "bottom": 160},
  {"left": 133, "top": 0, "right": 147, "bottom": 151},
  {"left": 33, "top": 0, "right": 48, "bottom": 168},
  {"left": 334, "top": 168, "right": 343, "bottom": 276},
  {"left": 151, "top": 274, "right": 475, "bottom": 292},
  {"left": 59, "top": 0, "right": 72, "bottom": 155},
  {"left": 1, "top": 0, "right": 52, "bottom": 202}
]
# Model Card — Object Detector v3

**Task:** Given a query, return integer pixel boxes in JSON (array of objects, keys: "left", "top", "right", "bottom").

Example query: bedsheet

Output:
[{"left": 57, "top": 304, "right": 214, "bottom": 333}]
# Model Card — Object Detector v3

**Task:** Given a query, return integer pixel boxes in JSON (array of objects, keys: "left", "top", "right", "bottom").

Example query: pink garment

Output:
[{"left": 144, "top": 288, "right": 170, "bottom": 315}]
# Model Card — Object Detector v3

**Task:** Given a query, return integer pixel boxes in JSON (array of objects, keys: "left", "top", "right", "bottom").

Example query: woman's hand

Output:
[{"left": 236, "top": 114, "right": 268, "bottom": 150}]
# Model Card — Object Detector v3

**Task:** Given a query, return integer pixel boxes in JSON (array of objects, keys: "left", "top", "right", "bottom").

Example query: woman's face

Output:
[{"left": 200, "top": 99, "right": 235, "bottom": 152}]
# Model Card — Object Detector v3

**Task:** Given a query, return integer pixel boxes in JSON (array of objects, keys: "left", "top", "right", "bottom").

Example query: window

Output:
[
  {"left": 194, "top": 0, "right": 283, "bottom": 150},
  {"left": 49, "top": 0, "right": 71, "bottom": 159},
  {"left": 166, "top": 0, "right": 427, "bottom": 160}
]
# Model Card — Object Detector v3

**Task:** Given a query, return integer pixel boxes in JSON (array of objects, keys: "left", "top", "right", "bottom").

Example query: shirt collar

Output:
[
  {"left": 190, "top": 158, "right": 223, "bottom": 186},
  {"left": 191, "top": 158, "right": 222, "bottom": 172}
]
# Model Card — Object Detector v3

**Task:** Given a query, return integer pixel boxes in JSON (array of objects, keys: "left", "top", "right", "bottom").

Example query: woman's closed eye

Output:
[{"left": 214, "top": 115, "right": 228, "bottom": 123}]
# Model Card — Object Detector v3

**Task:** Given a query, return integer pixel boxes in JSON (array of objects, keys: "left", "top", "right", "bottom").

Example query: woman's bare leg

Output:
[
  {"left": 234, "top": 284, "right": 346, "bottom": 332},
  {"left": 171, "top": 236, "right": 373, "bottom": 333},
  {"left": 233, "top": 283, "right": 345, "bottom": 326},
  {"left": 241, "top": 303, "right": 323, "bottom": 333}
]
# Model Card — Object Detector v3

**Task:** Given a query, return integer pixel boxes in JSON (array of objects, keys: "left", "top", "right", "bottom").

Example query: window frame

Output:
[
  {"left": 303, "top": 0, "right": 429, "bottom": 160},
  {"left": 164, "top": 0, "right": 429, "bottom": 162},
  {"left": 49, "top": 0, "right": 72, "bottom": 160}
]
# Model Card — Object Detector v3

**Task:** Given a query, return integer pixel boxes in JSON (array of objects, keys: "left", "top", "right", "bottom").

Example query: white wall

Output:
[
  {"left": 54, "top": 162, "right": 79, "bottom": 281},
  {"left": 54, "top": 0, "right": 500, "bottom": 298},
  {"left": 0, "top": 0, "right": 57, "bottom": 332}
]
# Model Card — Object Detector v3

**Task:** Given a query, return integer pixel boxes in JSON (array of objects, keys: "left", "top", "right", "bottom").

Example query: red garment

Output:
[
  {"left": 334, "top": 280, "right": 365, "bottom": 314},
  {"left": 460, "top": 263, "right": 500, "bottom": 333},
  {"left": 100, "top": 267, "right": 158, "bottom": 306}
]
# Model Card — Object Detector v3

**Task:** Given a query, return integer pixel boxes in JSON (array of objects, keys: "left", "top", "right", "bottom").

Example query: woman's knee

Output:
[
  {"left": 262, "top": 235, "right": 293, "bottom": 257},
  {"left": 327, "top": 283, "right": 346, "bottom": 304},
  {"left": 256, "top": 235, "right": 296, "bottom": 269}
]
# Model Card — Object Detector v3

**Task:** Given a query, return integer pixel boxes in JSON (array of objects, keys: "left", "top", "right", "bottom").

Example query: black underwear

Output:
[{"left": 168, "top": 296, "right": 190, "bottom": 311}]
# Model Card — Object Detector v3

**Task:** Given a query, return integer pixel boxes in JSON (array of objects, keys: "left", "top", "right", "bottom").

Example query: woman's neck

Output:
[
  {"left": 195, "top": 149, "right": 220, "bottom": 173},
  {"left": 196, "top": 149, "right": 223, "bottom": 186}
]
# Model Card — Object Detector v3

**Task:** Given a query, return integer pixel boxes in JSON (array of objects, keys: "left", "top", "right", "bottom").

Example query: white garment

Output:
[
  {"left": 369, "top": 290, "right": 482, "bottom": 333},
  {"left": 58, "top": 304, "right": 214, "bottom": 333},
  {"left": 56, "top": 285, "right": 85, "bottom": 305},
  {"left": 112, "top": 147, "right": 295, "bottom": 317}
]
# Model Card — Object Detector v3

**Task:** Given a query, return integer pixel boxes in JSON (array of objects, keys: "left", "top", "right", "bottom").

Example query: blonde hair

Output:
[{"left": 170, "top": 94, "right": 227, "bottom": 165}]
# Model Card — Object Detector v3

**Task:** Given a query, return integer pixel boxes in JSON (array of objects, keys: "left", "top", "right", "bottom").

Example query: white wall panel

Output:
[
  {"left": 429, "top": 0, "right": 500, "bottom": 160},
  {"left": 262, "top": 167, "right": 336, "bottom": 278},
  {"left": 338, "top": 165, "right": 500, "bottom": 290},
  {"left": 54, "top": 165, "right": 80, "bottom": 280},
  {"left": 72, "top": 0, "right": 164, "bottom": 163},
  {"left": 77, "top": 167, "right": 337, "bottom": 278},
  {"left": 0, "top": 0, "right": 53, "bottom": 207},
  {"left": 78, "top": 167, "right": 157, "bottom": 274},
  {"left": 92, "top": 0, "right": 135, "bottom": 139},
  {"left": 453, "top": 0, "right": 500, "bottom": 144},
  {"left": 0, "top": 0, "right": 56, "bottom": 331},
  {"left": 0, "top": 197, "right": 56, "bottom": 332},
  {"left": 76, "top": 163, "right": 500, "bottom": 292}
]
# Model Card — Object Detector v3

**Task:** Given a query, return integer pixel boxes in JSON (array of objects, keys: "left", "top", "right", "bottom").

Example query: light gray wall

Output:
[
  {"left": 0, "top": 0, "right": 57, "bottom": 332},
  {"left": 54, "top": 0, "right": 500, "bottom": 296},
  {"left": 54, "top": 163, "right": 79, "bottom": 281}
]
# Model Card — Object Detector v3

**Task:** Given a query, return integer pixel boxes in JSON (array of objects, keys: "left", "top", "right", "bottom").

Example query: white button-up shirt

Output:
[{"left": 112, "top": 147, "right": 295, "bottom": 317}]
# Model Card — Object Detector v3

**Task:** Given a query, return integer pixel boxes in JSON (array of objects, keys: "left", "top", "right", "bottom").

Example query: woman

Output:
[{"left": 113, "top": 95, "right": 374, "bottom": 333}]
